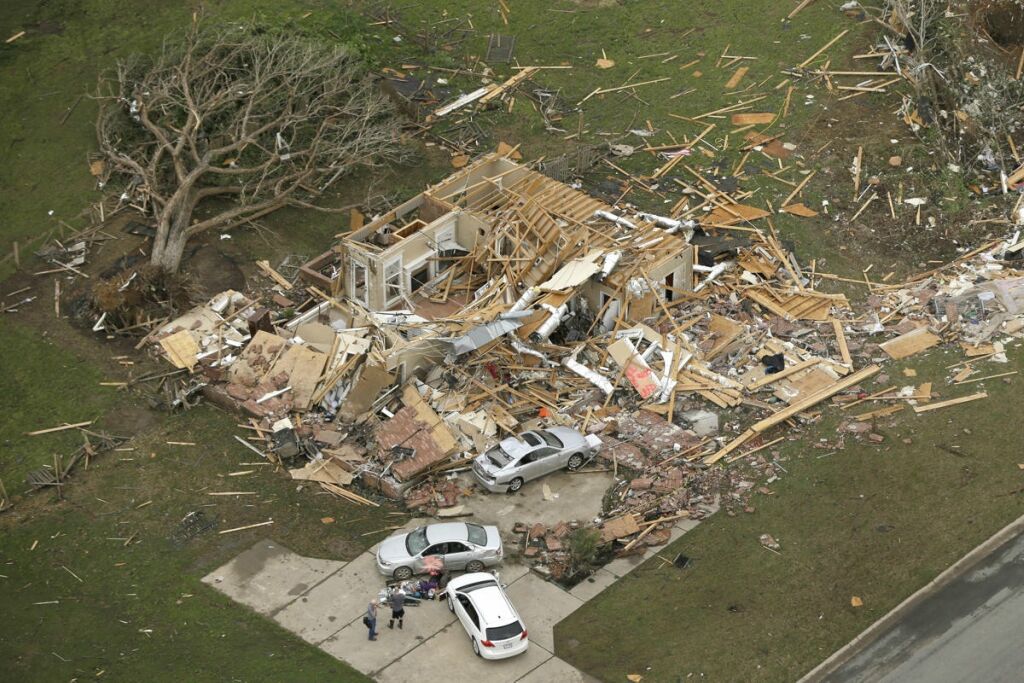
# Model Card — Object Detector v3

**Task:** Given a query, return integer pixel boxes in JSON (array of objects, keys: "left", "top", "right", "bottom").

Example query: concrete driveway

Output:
[{"left": 202, "top": 482, "right": 715, "bottom": 682}]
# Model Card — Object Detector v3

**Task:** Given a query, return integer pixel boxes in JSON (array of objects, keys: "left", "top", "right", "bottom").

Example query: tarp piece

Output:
[
  {"left": 444, "top": 317, "right": 525, "bottom": 356},
  {"left": 539, "top": 254, "right": 604, "bottom": 292}
]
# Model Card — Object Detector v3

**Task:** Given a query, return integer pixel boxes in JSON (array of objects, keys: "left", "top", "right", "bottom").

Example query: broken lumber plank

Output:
[
  {"left": 731, "top": 112, "right": 776, "bottom": 126},
  {"left": 481, "top": 67, "right": 539, "bottom": 103},
  {"left": 798, "top": 29, "right": 849, "bottom": 68},
  {"left": 747, "top": 358, "right": 820, "bottom": 390},
  {"left": 25, "top": 421, "right": 93, "bottom": 436},
  {"left": 256, "top": 260, "right": 293, "bottom": 289},
  {"left": 853, "top": 404, "right": 905, "bottom": 422},
  {"left": 913, "top": 392, "right": 987, "bottom": 414},
  {"left": 953, "top": 370, "right": 1018, "bottom": 385},
  {"left": 832, "top": 318, "right": 852, "bottom": 365},
  {"left": 709, "top": 364, "right": 881, "bottom": 464},
  {"left": 218, "top": 520, "right": 274, "bottom": 534}
]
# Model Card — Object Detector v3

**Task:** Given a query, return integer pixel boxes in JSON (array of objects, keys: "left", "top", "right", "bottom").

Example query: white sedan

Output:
[{"left": 446, "top": 572, "right": 528, "bottom": 659}]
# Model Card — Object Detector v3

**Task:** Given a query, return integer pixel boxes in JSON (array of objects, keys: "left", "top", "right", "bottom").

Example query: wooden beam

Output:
[{"left": 913, "top": 392, "right": 987, "bottom": 414}]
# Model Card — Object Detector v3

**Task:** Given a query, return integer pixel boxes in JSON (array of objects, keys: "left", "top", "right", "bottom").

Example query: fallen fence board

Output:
[{"left": 913, "top": 392, "right": 987, "bottom": 414}]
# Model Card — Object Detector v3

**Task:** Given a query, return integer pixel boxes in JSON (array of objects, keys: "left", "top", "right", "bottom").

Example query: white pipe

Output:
[
  {"left": 594, "top": 210, "right": 637, "bottom": 230},
  {"left": 510, "top": 339, "right": 548, "bottom": 362},
  {"left": 598, "top": 251, "right": 622, "bottom": 282},
  {"left": 694, "top": 262, "right": 730, "bottom": 292},
  {"left": 564, "top": 356, "right": 614, "bottom": 396},
  {"left": 509, "top": 286, "right": 540, "bottom": 313},
  {"left": 532, "top": 303, "right": 569, "bottom": 341}
]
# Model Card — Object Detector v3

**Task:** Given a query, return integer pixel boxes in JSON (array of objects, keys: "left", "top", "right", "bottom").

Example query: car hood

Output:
[{"left": 377, "top": 534, "right": 410, "bottom": 563}]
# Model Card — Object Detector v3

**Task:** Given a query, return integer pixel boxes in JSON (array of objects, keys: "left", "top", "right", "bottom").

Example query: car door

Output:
[
  {"left": 515, "top": 449, "right": 549, "bottom": 482},
  {"left": 529, "top": 446, "right": 562, "bottom": 478},
  {"left": 443, "top": 541, "right": 473, "bottom": 570},
  {"left": 416, "top": 542, "right": 447, "bottom": 573},
  {"left": 455, "top": 593, "right": 482, "bottom": 641}
]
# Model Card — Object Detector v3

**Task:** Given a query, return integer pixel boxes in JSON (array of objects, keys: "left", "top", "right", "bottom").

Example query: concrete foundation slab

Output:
[
  {"left": 504, "top": 574, "right": 583, "bottom": 652},
  {"left": 201, "top": 540, "right": 344, "bottom": 615},
  {"left": 603, "top": 551, "right": 649, "bottom": 579},
  {"left": 375, "top": 619, "right": 553, "bottom": 683},
  {"left": 320, "top": 599, "right": 456, "bottom": 675},
  {"left": 274, "top": 552, "right": 386, "bottom": 643},
  {"left": 518, "top": 655, "right": 599, "bottom": 682},
  {"left": 456, "top": 470, "right": 614, "bottom": 529},
  {"left": 568, "top": 568, "right": 618, "bottom": 602}
]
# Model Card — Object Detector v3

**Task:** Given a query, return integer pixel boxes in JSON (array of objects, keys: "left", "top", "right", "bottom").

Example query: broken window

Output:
[
  {"left": 410, "top": 263, "right": 430, "bottom": 293},
  {"left": 384, "top": 258, "right": 403, "bottom": 304},
  {"left": 351, "top": 260, "right": 368, "bottom": 306}
]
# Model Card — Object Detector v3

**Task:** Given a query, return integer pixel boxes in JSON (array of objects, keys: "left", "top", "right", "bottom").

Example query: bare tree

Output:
[{"left": 97, "top": 21, "right": 409, "bottom": 272}]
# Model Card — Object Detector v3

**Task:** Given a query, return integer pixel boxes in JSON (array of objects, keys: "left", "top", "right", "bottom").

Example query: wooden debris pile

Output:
[{"left": 140, "top": 153, "right": 1023, "bottom": 511}]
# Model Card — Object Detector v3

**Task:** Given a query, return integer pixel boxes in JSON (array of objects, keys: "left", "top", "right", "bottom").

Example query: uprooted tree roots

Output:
[
  {"left": 90, "top": 265, "right": 204, "bottom": 334},
  {"left": 886, "top": 0, "right": 1024, "bottom": 182}
]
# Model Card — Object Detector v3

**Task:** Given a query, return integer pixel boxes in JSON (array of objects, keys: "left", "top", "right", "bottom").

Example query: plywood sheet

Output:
[
  {"left": 228, "top": 331, "right": 287, "bottom": 386},
  {"left": 270, "top": 344, "right": 328, "bottom": 410},
  {"left": 880, "top": 327, "right": 940, "bottom": 360},
  {"left": 160, "top": 329, "right": 199, "bottom": 370},
  {"left": 704, "top": 203, "right": 771, "bottom": 226}
]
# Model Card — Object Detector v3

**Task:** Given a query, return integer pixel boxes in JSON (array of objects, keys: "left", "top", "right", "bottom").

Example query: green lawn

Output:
[
  {"left": 557, "top": 349, "right": 1024, "bottom": 682},
  {"left": 0, "top": 320, "right": 122, "bottom": 489},
  {"left": 2, "top": 1, "right": 1021, "bottom": 682},
  {"left": 0, "top": 405, "right": 397, "bottom": 681}
]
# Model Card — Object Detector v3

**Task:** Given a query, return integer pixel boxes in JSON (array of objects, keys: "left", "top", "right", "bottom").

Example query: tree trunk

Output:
[{"left": 150, "top": 191, "right": 195, "bottom": 273}]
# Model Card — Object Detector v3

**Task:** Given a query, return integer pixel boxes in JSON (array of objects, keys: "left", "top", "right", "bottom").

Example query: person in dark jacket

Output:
[{"left": 388, "top": 590, "right": 406, "bottom": 630}]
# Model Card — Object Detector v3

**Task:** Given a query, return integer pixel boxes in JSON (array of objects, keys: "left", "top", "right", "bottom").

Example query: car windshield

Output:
[
  {"left": 538, "top": 430, "right": 563, "bottom": 449},
  {"left": 487, "top": 620, "right": 524, "bottom": 641},
  {"left": 405, "top": 527, "right": 428, "bottom": 555},
  {"left": 521, "top": 432, "right": 541, "bottom": 447},
  {"left": 466, "top": 523, "right": 487, "bottom": 546},
  {"left": 485, "top": 445, "right": 512, "bottom": 468},
  {"left": 459, "top": 579, "right": 497, "bottom": 593}
]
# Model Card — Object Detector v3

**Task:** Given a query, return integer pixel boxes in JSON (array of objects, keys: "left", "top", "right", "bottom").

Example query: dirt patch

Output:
[
  {"left": 972, "top": 0, "right": 1024, "bottom": 48},
  {"left": 181, "top": 241, "right": 247, "bottom": 295}
]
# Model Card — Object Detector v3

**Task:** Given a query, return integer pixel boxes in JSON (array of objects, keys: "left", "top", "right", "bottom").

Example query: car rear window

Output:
[
  {"left": 486, "top": 621, "right": 524, "bottom": 641},
  {"left": 466, "top": 523, "right": 487, "bottom": 546},
  {"left": 538, "top": 430, "right": 563, "bottom": 448}
]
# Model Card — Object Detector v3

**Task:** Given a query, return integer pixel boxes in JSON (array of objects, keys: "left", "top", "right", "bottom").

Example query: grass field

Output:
[
  {"left": 2, "top": 0, "right": 1023, "bottom": 682},
  {"left": 557, "top": 351, "right": 1024, "bottom": 681}
]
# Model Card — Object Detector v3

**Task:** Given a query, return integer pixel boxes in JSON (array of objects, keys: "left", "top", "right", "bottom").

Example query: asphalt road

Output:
[{"left": 825, "top": 531, "right": 1024, "bottom": 683}]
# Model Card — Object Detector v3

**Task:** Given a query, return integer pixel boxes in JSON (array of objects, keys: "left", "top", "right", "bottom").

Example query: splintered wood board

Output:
[
  {"left": 913, "top": 392, "right": 987, "bottom": 414},
  {"left": 880, "top": 327, "right": 940, "bottom": 360},
  {"left": 731, "top": 112, "right": 776, "bottom": 126},
  {"left": 704, "top": 203, "right": 771, "bottom": 225},
  {"left": 725, "top": 66, "right": 749, "bottom": 89}
]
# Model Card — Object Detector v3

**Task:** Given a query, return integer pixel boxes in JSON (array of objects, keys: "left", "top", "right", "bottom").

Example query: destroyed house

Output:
[{"left": 300, "top": 154, "right": 697, "bottom": 378}]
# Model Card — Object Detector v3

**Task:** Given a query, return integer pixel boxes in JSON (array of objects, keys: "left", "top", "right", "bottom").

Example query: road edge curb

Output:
[{"left": 796, "top": 510, "right": 1024, "bottom": 683}]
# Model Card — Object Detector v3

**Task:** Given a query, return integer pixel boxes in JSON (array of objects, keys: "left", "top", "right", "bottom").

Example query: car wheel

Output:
[
  {"left": 466, "top": 560, "right": 485, "bottom": 573},
  {"left": 508, "top": 477, "right": 524, "bottom": 493},
  {"left": 472, "top": 637, "right": 481, "bottom": 657},
  {"left": 567, "top": 453, "right": 584, "bottom": 471},
  {"left": 447, "top": 594, "right": 455, "bottom": 613},
  {"left": 393, "top": 566, "right": 413, "bottom": 581}
]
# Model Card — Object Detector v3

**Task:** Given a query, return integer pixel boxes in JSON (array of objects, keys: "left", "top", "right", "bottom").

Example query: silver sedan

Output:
[
  {"left": 375, "top": 522, "right": 502, "bottom": 580},
  {"left": 472, "top": 426, "right": 601, "bottom": 493}
]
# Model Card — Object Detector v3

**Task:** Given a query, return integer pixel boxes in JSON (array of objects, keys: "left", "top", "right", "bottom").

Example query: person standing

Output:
[
  {"left": 388, "top": 589, "right": 406, "bottom": 630},
  {"left": 365, "top": 599, "right": 379, "bottom": 641}
]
